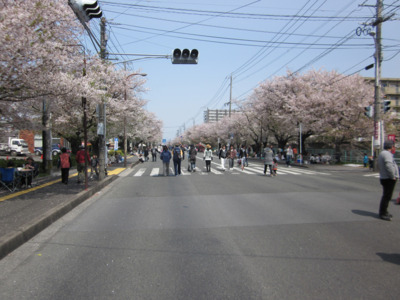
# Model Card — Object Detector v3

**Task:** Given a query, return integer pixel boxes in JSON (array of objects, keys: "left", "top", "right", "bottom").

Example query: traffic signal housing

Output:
[
  {"left": 172, "top": 49, "right": 199, "bottom": 64},
  {"left": 68, "top": 0, "right": 102, "bottom": 23},
  {"left": 364, "top": 106, "right": 373, "bottom": 118},
  {"left": 383, "top": 100, "right": 391, "bottom": 113}
]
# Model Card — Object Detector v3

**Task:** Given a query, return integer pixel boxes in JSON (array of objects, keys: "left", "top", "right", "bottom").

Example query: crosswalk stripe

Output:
[
  {"left": 134, "top": 168, "right": 146, "bottom": 177},
  {"left": 150, "top": 168, "right": 159, "bottom": 177},
  {"left": 131, "top": 162, "right": 331, "bottom": 177},
  {"left": 210, "top": 169, "right": 223, "bottom": 175},
  {"left": 364, "top": 173, "right": 379, "bottom": 177}
]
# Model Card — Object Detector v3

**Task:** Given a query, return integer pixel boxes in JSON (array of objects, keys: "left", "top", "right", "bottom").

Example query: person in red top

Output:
[
  {"left": 76, "top": 146, "right": 91, "bottom": 184},
  {"left": 58, "top": 147, "right": 72, "bottom": 184}
]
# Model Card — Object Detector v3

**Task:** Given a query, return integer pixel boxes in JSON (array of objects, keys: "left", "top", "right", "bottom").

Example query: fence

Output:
[{"left": 304, "top": 149, "right": 370, "bottom": 164}]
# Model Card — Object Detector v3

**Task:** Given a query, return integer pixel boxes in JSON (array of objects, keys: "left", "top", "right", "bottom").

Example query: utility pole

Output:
[
  {"left": 359, "top": 0, "right": 386, "bottom": 171},
  {"left": 371, "top": 0, "right": 383, "bottom": 171},
  {"left": 98, "top": 17, "right": 107, "bottom": 180},
  {"left": 229, "top": 74, "right": 232, "bottom": 117},
  {"left": 42, "top": 99, "right": 52, "bottom": 175}
]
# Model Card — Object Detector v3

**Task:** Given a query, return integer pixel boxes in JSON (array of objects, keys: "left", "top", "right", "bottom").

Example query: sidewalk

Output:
[{"left": 0, "top": 156, "right": 139, "bottom": 260}]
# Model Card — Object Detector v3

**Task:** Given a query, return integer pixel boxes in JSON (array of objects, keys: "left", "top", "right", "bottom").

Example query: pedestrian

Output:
[
  {"left": 76, "top": 146, "right": 90, "bottom": 184},
  {"left": 58, "top": 147, "right": 71, "bottom": 184},
  {"left": 363, "top": 153, "right": 368, "bottom": 168},
  {"left": 263, "top": 145, "right": 274, "bottom": 176},
  {"left": 286, "top": 145, "right": 293, "bottom": 167},
  {"left": 160, "top": 145, "right": 171, "bottom": 176},
  {"left": 23, "top": 156, "right": 37, "bottom": 187},
  {"left": 90, "top": 154, "right": 99, "bottom": 179},
  {"left": 378, "top": 140, "right": 399, "bottom": 221},
  {"left": 144, "top": 148, "right": 149, "bottom": 162},
  {"left": 181, "top": 145, "right": 185, "bottom": 161},
  {"left": 272, "top": 158, "right": 278, "bottom": 176},
  {"left": 293, "top": 147, "right": 298, "bottom": 161},
  {"left": 239, "top": 145, "right": 248, "bottom": 171},
  {"left": 227, "top": 145, "right": 237, "bottom": 170},
  {"left": 151, "top": 147, "right": 158, "bottom": 162},
  {"left": 138, "top": 153, "right": 144, "bottom": 163},
  {"left": 368, "top": 156, "right": 374, "bottom": 170},
  {"left": 204, "top": 144, "right": 213, "bottom": 172},
  {"left": 189, "top": 144, "right": 197, "bottom": 172},
  {"left": 172, "top": 144, "right": 182, "bottom": 176},
  {"left": 218, "top": 145, "right": 227, "bottom": 171}
]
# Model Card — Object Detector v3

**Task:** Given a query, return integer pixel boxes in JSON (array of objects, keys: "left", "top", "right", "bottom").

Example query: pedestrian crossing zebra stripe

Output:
[
  {"left": 150, "top": 168, "right": 159, "bottom": 177},
  {"left": 132, "top": 164, "right": 331, "bottom": 177},
  {"left": 134, "top": 168, "right": 146, "bottom": 177},
  {"left": 363, "top": 173, "right": 379, "bottom": 178}
]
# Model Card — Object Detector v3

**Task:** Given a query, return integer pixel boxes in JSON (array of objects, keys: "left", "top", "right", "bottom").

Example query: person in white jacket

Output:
[{"left": 203, "top": 144, "right": 213, "bottom": 172}]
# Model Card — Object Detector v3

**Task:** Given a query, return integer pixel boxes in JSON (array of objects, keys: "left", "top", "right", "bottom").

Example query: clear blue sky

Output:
[{"left": 90, "top": 0, "right": 399, "bottom": 141}]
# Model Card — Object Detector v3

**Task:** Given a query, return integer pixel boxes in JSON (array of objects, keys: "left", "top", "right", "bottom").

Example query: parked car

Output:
[
  {"left": 51, "top": 144, "right": 61, "bottom": 156},
  {"left": 34, "top": 147, "right": 43, "bottom": 156},
  {"left": 34, "top": 144, "right": 62, "bottom": 156}
]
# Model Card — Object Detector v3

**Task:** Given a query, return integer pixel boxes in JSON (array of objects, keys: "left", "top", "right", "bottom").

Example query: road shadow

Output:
[
  {"left": 351, "top": 209, "right": 380, "bottom": 220},
  {"left": 376, "top": 253, "right": 400, "bottom": 265}
]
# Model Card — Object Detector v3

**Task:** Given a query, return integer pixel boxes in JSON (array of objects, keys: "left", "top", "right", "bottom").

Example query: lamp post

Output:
[{"left": 123, "top": 71, "right": 147, "bottom": 167}]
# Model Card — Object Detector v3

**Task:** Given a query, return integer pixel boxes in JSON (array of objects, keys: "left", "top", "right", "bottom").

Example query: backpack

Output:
[{"left": 173, "top": 147, "right": 181, "bottom": 160}]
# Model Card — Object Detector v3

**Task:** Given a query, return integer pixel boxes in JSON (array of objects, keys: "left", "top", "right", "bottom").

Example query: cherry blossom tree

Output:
[
  {"left": 248, "top": 69, "right": 374, "bottom": 153},
  {"left": 0, "top": 0, "right": 84, "bottom": 127}
]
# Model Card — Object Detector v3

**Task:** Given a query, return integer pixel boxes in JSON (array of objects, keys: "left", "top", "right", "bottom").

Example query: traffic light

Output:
[
  {"left": 172, "top": 49, "right": 199, "bottom": 64},
  {"left": 68, "top": 0, "right": 102, "bottom": 23},
  {"left": 383, "top": 100, "right": 391, "bottom": 113},
  {"left": 364, "top": 106, "right": 373, "bottom": 118}
]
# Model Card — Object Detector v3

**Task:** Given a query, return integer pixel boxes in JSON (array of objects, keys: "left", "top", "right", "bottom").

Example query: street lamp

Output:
[{"left": 124, "top": 72, "right": 147, "bottom": 167}]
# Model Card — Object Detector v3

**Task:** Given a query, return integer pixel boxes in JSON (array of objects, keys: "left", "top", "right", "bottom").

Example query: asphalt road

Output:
[{"left": 1, "top": 158, "right": 399, "bottom": 299}]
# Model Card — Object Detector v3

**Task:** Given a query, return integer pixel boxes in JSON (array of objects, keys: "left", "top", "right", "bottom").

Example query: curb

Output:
[{"left": 0, "top": 173, "right": 118, "bottom": 260}]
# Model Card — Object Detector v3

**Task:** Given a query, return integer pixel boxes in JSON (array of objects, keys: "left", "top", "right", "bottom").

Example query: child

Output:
[{"left": 272, "top": 158, "right": 278, "bottom": 176}]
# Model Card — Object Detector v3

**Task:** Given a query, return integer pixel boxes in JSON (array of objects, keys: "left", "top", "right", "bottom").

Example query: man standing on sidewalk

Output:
[
  {"left": 378, "top": 140, "right": 399, "bottom": 221},
  {"left": 76, "top": 146, "right": 91, "bottom": 184}
]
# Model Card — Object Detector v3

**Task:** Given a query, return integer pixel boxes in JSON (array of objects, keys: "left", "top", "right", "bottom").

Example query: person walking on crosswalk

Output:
[
  {"left": 227, "top": 145, "right": 237, "bottom": 170},
  {"left": 204, "top": 144, "right": 213, "bottom": 172},
  {"left": 172, "top": 144, "right": 182, "bottom": 176},
  {"left": 160, "top": 145, "right": 171, "bottom": 176},
  {"left": 239, "top": 145, "right": 248, "bottom": 171},
  {"left": 263, "top": 144, "right": 274, "bottom": 176},
  {"left": 188, "top": 144, "right": 197, "bottom": 172},
  {"left": 218, "top": 145, "right": 227, "bottom": 171}
]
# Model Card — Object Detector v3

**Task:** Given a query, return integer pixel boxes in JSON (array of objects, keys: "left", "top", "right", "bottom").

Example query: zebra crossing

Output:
[
  {"left": 363, "top": 172, "right": 380, "bottom": 178},
  {"left": 132, "top": 162, "right": 331, "bottom": 177}
]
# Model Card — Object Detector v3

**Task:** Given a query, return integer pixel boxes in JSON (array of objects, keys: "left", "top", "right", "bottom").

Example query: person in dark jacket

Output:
[
  {"left": 188, "top": 145, "right": 197, "bottom": 172},
  {"left": 160, "top": 145, "right": 172, "bottom": 176}
]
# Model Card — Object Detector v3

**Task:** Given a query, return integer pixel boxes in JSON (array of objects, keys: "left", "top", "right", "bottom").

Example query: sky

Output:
[{"left": 85, "top": 0, "right": 400, "bottom": 142}]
